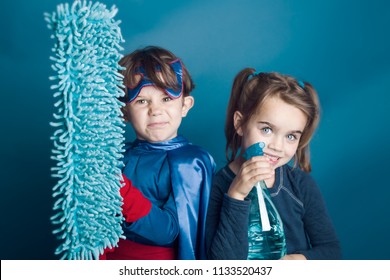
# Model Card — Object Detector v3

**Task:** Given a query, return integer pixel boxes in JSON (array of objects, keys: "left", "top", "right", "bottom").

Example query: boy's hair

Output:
[
  {"left": 119, "top": 46, "right": 195, "bottom": 99},
  {"left": 225, "top": 69, "right": 320, "bottom": 172}
]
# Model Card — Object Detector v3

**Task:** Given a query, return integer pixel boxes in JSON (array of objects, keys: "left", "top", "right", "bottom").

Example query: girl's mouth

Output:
[{"left": 264, "top": 153, "right": 280, "bottom": 164}]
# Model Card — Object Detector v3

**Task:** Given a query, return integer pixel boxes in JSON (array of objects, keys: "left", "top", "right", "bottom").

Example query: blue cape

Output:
[{"left": 122, "top": 135, "right": 215, "bottom": 259}]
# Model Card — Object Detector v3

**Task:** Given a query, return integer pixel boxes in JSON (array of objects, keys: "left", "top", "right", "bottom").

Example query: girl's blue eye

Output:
[
  {"left": 262, "top": 127, "right": 272, "bottom": 134},
  {"left": 287, "top": 134, "right": 297, "bottom": 141}
]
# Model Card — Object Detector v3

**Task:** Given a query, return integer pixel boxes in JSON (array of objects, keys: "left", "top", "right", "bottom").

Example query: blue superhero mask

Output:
[{"left": 126, "top": 59, "right": 184, "bottom": 103}]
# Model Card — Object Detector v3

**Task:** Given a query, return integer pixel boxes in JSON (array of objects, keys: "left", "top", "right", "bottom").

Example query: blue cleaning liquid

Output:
[
  {"left": 243, "top": 142, "right": 287, "bottom": 260},
  {"left": 246, "top": 182, "right": 287, "bottom": 259}
]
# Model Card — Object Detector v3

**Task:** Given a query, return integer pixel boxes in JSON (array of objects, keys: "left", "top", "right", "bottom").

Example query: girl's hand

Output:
[
  {"left": 281, "top": 254, "right": 307, "bottom": 260},
  {"left": 227, "top": 156, "right": 274, "bottom": 201}
]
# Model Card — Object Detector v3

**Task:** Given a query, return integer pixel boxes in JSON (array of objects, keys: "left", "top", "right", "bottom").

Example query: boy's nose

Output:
[{"left": 149, "top": 104, "right": 163, "bottom": 116}]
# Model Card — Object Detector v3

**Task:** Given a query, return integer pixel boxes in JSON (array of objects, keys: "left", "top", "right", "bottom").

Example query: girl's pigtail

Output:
[
  {"left": 294, "top": 82, "right": 320, "bottom": 173},
  {"left": 225, "top": 68, "right": 255, "bottom": 162}
]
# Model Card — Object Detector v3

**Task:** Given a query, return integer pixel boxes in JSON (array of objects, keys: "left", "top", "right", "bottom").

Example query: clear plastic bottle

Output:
[
  {"left": 246, "top": 181, "right": 287, "bottom": 259},
  {"left": 243, "top": 142, "right": 287, "bottom": 260}
]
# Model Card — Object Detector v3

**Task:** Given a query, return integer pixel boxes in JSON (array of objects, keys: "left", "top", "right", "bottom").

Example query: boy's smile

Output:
[{"left": 147, "top": 121, "right": 169, "bottom": 129}]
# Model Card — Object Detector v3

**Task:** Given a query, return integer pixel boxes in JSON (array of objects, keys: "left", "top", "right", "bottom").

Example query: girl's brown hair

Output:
[
  {"left": 119, "top": 46, "right": 194, "bottom": 99},
  {"left": 225, "top": 69, "right": 320, "bottom": 172}
]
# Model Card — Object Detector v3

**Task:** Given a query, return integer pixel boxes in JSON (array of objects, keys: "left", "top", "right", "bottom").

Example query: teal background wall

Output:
[{"left": 1, "top": 0, "right": 389, "bottom": 259}]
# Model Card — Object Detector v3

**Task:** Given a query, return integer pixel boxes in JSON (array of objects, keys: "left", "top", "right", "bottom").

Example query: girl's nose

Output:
[{"left": 267, "top": 136, "right": 283, "bottom": 152}]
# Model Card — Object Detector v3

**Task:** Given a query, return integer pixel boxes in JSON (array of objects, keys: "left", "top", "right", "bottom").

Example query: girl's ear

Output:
[
  {"left": 182, "top": 96, "right": 194, "bottom": 117},
  {"left": 233, "top": 111, "right": 244, "bottom": 136}
]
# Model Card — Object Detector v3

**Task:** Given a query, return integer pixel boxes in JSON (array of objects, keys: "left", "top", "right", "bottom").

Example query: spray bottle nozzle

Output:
[{"left": 243, "top": 142, "right": 265, "bottom": 160}]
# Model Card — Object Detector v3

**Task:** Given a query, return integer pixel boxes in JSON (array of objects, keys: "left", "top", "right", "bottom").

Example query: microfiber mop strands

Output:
[{"left": 45, "top": 0, "right": 126, "bottom": 260}]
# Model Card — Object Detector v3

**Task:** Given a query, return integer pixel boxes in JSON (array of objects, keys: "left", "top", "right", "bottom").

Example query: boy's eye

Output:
[
  {"left": 163, "top": 96, "right": 172, "bottom": 102},
  {"left": 136, "top": 99, "right": 147, "bottom": 104}
]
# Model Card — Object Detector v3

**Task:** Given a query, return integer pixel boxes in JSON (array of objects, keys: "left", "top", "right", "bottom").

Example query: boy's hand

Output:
[
  {"left": 120, "top": 175, "right": 152, "bottom": 223},
  {"left": 99, "top": 246, "right": 116, "bottom": 260}
]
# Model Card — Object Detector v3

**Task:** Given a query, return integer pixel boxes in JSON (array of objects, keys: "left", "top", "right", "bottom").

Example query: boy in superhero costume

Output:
[{"left": 102, "top": 46, "right": 215, "bottom": 260}]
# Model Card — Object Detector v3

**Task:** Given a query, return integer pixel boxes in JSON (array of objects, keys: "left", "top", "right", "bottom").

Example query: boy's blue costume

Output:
[{"left": 122, "top": 135, "right": 215, "bottom": 259}]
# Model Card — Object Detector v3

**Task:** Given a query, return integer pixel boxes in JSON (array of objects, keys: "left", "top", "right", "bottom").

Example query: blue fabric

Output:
[{"left": 122, "top": 135, "right": 215, "bottom": 259}]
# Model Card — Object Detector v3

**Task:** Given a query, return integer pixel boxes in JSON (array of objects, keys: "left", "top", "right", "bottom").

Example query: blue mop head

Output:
[{"left": 45, "top": 0, "right": 125, "bottom": 260}]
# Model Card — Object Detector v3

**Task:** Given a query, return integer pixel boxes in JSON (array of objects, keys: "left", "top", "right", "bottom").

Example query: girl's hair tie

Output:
[{"left": 248, "top": 71, "right": 261, "bottom": 80}]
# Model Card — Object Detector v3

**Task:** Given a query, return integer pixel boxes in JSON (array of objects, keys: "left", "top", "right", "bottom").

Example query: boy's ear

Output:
[
  {"left": 121, "top": 105, "right": 130, "bottom": 122},
  {"left": 233, "top": 111, "right": 244, "bottom": 136},
  {"left": 181, "top": 96, "right": 194, "bottom": 117}
]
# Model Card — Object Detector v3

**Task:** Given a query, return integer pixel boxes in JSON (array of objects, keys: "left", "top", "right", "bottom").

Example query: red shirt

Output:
[{"left": 104, "top": 239, "right": 176, "bottom": 260}]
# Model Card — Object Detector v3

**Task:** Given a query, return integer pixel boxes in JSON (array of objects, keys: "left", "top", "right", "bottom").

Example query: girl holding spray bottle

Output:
[{"left": 206, "top": 69, "right": 341, "bottom": 260}]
